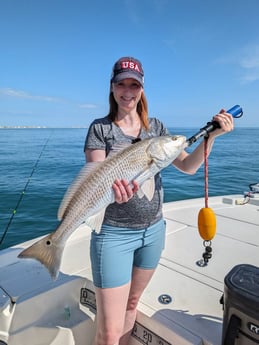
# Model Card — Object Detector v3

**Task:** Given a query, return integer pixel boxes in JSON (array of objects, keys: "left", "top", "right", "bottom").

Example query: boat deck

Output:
[
  {"left": 0, "top": 195, "right": 259, "bottom": 345},
  {"left": 139, "top": 195, "right": 259, "bottom": 344}
]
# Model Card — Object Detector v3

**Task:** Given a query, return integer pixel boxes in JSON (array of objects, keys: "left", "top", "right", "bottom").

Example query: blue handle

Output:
[
  {"left": 186, "top": 104, "right": 243, "bottom": 146},
  {"left": 227, "top": 105, "right": 243, "bottom": 118}
]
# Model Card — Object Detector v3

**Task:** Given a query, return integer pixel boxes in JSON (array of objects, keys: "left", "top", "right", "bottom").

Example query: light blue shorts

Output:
[{"left": 90, "top": 218, "right": 166, "bottom": 288}]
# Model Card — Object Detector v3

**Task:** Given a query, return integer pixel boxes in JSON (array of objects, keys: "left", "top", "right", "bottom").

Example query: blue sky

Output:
[{"left": 0, "top": 0, "right": 258, "bottom": 128}]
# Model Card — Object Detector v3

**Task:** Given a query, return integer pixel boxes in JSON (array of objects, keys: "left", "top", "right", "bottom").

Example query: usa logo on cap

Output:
[{"left": 111, "top": 57, "right": 144, "bottom": 87}]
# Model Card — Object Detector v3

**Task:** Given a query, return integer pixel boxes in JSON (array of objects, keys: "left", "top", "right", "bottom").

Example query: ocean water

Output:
[{"left": 0, "top": 127, "right": 258, "bottom": 250}]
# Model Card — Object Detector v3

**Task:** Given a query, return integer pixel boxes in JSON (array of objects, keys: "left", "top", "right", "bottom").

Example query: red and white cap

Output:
[{"left": 111, "top": 57, "right": 144, "bottom": 87}]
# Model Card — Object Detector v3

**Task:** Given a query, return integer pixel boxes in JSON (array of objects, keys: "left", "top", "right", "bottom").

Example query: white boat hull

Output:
[{"left": 1, "top": 195, "right": 259, "bottom": 345}]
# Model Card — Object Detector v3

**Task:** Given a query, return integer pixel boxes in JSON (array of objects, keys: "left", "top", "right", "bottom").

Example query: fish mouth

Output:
[{"left": 171, "top": 135, "right": 188, "bottom": 147}]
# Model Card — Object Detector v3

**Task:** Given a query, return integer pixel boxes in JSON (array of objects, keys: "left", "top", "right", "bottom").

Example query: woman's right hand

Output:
[{"left": 112, "top": 179, "right": 139, "bottom": 204}]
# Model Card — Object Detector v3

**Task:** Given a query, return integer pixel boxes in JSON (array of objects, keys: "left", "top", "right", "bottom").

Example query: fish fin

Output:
[
  {"left": 84, "top": 209, "right": 106, "bottom": 233},
  {"left": 58, "top": 162, "right": 101, "bottom": 221},
  {"left": 136, "top": 189, "right": 145, "bottom": 199},
  {"left": 134, "top": 162, "right": 159, "bottom": 186},
  {"left": 139, "top": 178, "right": 155, "bottom": 201},
  {"left": 134, "top": 163, "right": 158, "bottom": 201},
  {"left": 18, "top": 233, "right": 64, "bottom": 280}
]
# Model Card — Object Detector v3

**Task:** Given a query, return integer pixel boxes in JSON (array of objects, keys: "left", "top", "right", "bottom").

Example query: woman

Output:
[{"left": 84, "top": 56, "right": 234, "bottom": 345}]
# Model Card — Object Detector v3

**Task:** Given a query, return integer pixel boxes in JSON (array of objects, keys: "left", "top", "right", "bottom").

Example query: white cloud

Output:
[
  {"left": 0, "top": 88, "right": 98, "bottom": 109},
  {"left": 215, "top": 44, "right": 259, "bottom": 84},
  {"left": 238, "top": 45, "right": 259, "bottom": 84},
  {"left": 0, "top": 88, "right": 62, "bottom": 102},
  {"left": 240, "top": 45, "right": 259, "bottom": 69},
  {"left": 79, "top": 103, "right": 97, "bottom": 109}
]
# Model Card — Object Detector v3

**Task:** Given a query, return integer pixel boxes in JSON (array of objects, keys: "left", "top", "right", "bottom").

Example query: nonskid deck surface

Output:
[
  {"left": 140, "top": 195, "right": 259, "bottom": 344},
  {"left": 0, "top": 195, "right": 258, "bottom": 345}
]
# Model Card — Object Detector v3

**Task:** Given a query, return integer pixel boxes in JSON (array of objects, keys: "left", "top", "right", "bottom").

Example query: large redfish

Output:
[{"left": 18, "top": 135, "right": 187, "bottom": 279}]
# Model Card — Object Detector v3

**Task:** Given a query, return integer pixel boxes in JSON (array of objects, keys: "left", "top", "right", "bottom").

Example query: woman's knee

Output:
[{"left": 95, "top": 327, "right": 123, "bottom": 345}]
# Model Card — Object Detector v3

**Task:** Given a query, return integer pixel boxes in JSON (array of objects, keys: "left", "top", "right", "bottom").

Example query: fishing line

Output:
[{"left": 0, "top": 131, "right": 53, "bottom": 247}]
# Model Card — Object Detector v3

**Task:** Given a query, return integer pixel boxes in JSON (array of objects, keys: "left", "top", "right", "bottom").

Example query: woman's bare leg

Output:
[
  {"left": 92, "top": 268, "right": 156, "bottom": 345},
  {"left": 119, "top": 267, "right": 156, "bottom": 345},
  {"left": 92, "top": 283, "right": 131, "bottom": 345}
]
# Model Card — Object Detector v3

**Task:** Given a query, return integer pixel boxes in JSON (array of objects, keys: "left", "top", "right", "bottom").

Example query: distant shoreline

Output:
[{"left": 0, "top": 125, "right": 257, "bottom": 129}]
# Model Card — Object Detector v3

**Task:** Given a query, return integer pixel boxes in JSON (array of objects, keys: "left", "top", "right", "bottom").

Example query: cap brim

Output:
[{"left": 112, "top": 72, "right": 144, "bottom": 87}]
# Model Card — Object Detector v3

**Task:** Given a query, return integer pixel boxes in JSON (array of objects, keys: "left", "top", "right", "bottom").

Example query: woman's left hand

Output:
[
  {"left": 112, "top": 179, "right": 139, "bottom": 204},
  {"left": 211, "top": 109, "right": 234, "bottom": 137}
]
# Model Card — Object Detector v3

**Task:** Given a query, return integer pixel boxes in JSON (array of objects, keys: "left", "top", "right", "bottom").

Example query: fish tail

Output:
[{"left": 18, "top": 233, "right": 64, "bottom": 280}]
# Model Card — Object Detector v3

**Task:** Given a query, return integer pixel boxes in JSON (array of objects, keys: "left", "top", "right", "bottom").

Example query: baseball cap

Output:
[{"left": 111, "top": 57, "right": 144, "bottom": 87}]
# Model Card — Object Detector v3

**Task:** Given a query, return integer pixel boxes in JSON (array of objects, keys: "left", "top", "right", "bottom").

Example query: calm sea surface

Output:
[{"left": 0, "top": 127, "right": 258, "bottom": 249}]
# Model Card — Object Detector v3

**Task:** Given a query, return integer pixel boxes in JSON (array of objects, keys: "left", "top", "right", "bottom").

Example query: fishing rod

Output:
[
  {"left": 186, "top": 105, "right": 243, "bottom": 146},
  {"left": 0, "top": 132, "right": 53, "bottom": 247}
]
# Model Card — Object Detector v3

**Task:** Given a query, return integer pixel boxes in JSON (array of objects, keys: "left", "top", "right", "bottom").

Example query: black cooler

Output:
[{"left": 222, "top": 264, "right": 259, "bottom": 345}]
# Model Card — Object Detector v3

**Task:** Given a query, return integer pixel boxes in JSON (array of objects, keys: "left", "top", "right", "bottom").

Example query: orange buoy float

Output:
[
  {"left": 198, "top": 207, "right": 216, "bottom": 241},
  {"left": 191, "top": 106, "right": 243, "bottom": 266}
]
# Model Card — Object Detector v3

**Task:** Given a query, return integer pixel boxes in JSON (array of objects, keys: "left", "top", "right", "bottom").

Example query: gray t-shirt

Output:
[{"left": 84, "top": 116, "right": 170, "bottom": 229}]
